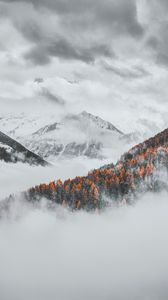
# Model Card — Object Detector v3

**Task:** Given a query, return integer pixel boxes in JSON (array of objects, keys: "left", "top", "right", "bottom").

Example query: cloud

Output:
[
  {"left": 36, "top": 0, "right": 144, "bottom": 38},
  {"left": 1, "top": 191, "right": 168, "bottom": 300},
  {"left": 0, "top": 0, "right": 144, "bottom": 65},
  {"left": 25, "top": 48, "right": 51, "bottom": 65},
  {"left": 24, "top": 38, "right": 114, "bottom": 65},
  {"left": 34, "top": 78, "right": 44, "bottom": 84},
  {"left": 103, "top": 62, "right": 150, "bottom": 79},
  {"left": 147, "top": 34, "right": 168, "bottom": 67},
  {"left": 143, "top": 1, "right": 168, "bottom": 67},
  {"left": 1, "top": 0, "right": 168, "bottom": 139},
  {"left": 38, "top": 87, "right": 65, "bottom": 105},
  {"left": 156, "top": 0, "right": 168, "bottom": 8},
  {"left": 1, "top": 0, "right": 143, "bottom": 37}
]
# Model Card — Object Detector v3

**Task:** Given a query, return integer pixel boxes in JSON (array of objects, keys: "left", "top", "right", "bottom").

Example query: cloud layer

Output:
[
  {"left": 0, "top": 0, "right": 143, "bottom": 65},
  {"left": 1, "top": 191, "right": 168, "bottom": 300}
]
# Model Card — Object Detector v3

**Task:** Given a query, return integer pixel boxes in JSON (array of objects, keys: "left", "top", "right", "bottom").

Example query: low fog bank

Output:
[
  {"left": 0, "top": 158, "right": 104, "bottom": 200},
  {"left": 0, "top": 192, "right": 168, "bottom": 300}
]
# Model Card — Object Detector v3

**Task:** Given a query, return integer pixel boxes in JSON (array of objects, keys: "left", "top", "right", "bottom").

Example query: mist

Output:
[
  {"left": 0, "top": 191, "right": 168, "bottom": 300},
  {"left": 0, "top": 157, "right": 109, "bottom": 200}
]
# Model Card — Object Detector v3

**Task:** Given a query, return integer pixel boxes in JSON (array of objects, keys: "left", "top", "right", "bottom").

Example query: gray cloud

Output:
[
  {"left": 39, "top": 87, "right": 65, "bottom": 105},
  {"left": 0, "top": 0, "right": 142, "bottom": 29},
  {"left": 147, "top": 36, "right": 159, "bottom": 50},
  {"left": 25, "top": 48, "right": 50, "bottom": 65},
  {"left": 103, "top": 62, "right": 150, "bottom": 79},
  {"left": 143, "top": 1, "right": 168, "bottom": 68},
  {"left": 34, "top": 77, "right": 44, "bottom": 84},
  {"left": 18, "top": 21, "right": 45, "bottom": 43},
  {"left": 147, "top": 30, "right": 168, "bottom": 67},
  {"left": 0, "top": 0, "right": 144, "bottom": 65},
  {"left": 156, "top": 0, "right": 168, "bottom": 8},
  {"left": 39, "top": 0, "right": 144, "bottom": 38},
  {"left": 24, "top": 38, "right": 114, "bottom": 65}
]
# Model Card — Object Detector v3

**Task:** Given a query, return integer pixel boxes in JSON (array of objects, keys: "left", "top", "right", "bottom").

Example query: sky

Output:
[{"left": 0, "top": 0, "right": 168, "bottom": 133}]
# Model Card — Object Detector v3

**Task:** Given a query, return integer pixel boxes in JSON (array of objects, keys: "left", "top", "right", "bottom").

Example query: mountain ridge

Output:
[
  {"left": 79, "top": 111, "right": 124, "bottom": 134},
  {"left": 0, "top": 130, "right": 49, "bottom": 166},
  {"left": 21, "top": 111, "right": 124, "bottom": 160}
]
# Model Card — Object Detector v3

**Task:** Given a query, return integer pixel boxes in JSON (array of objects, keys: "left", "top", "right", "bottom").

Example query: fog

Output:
[
  {"left": 1, "top": 156, "right": 168, "bottom": 300},
  {"left": 0, "top": 191, "right": 168, "bottom": 300},
  {"left": 0, "top": 158, "right": 104, "bottom": 199}
]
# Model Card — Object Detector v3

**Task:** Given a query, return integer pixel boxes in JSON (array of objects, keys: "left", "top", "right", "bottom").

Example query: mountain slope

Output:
[
  {"left": 23, "top": 111, "right": 124, "bottom": 160},
  {"left": 0, "top": 131, "right": 49, "bottom": 166},
  {"left": 0, "top": 111, "right": 126, "bottom": 161},
  {"left": 20, "top": 127, "right": 168, "bottom": 211},
  {"left": 79, "top": 111, "right": 123, "bottom": 134}
]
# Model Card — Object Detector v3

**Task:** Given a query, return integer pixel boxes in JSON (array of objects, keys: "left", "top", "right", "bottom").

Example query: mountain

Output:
[
  {"left": 32, "top": 111, "right": 123, "bottom": 136},
  {"left": 8, "top": 127, "right": 166, "bottom": 212},
  {"left": 0, "top": 111, "right": 144, "bottom": 164},
  {"left": 0, "top": 131, "right": 49, "bottom": 166},
  {"left": 78, "top": 111, "right": 123, "bottom": 134},
  {"left": 8, "top": 111, "right": 125, "bottom": 161}
]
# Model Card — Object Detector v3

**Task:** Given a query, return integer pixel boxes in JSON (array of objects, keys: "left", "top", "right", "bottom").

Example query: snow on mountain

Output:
[
  {"left": 79, "top": 111, "right": 123, "bottom": 134},
  {"left": 0, "top": 130, "right": 48, "bottom": 166},
  {"left": 0, "top": 110, "right": 141, "bottom": 164},
  {"left": 22, "top": 111, "right": 126, "bottom": 161},
  {"left": 33, "top": 122, "right": 61, "bottom": 137}
]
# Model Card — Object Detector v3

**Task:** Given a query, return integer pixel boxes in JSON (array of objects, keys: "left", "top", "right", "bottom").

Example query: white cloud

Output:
[{"left": 0, "top": 191, "right": 168, "bottom": 300}]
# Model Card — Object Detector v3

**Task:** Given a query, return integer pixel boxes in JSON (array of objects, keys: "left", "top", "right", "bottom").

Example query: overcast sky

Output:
[{"left": 0, "top": 0, "right": 168, "bottom": 133}]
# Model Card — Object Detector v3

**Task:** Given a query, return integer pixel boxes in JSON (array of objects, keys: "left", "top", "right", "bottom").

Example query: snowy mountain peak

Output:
[
  {"left": 33, "top": 122, "right": 61, "bottom": 136},
  {"left": 79, "top": 111, "right": 123, "bottom": 134},
  {"left": 0, "top": 111, "right": 128, "bottom": 162}
]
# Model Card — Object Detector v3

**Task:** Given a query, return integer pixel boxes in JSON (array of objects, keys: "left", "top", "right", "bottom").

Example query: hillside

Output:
[
  {"left": 0, "top": 131, "right": 49, "bottom": 166},
  {"left": 23, "top": 128, "right": 168, "bottom": 211}
]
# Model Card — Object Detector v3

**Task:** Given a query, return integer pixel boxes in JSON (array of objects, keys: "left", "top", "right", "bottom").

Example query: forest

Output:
[{"left": 25, "top": 128, "right": 168, "bottom": 211}]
